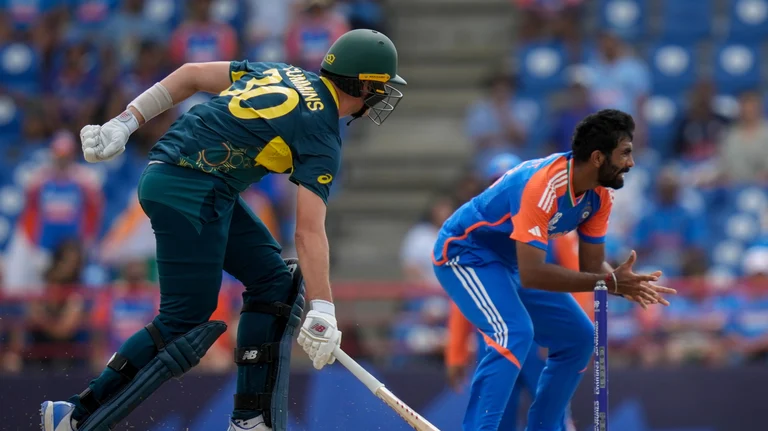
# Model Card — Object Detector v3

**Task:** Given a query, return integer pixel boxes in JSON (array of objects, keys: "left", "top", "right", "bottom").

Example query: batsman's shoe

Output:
[
  {"left": 40, "top": 401, "right": 77, "bottom": 431},
  {"left": 228, "top": 415, "right": 271, "bottom": 431}
]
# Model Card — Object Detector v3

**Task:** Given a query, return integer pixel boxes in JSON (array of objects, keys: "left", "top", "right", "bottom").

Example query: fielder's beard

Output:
[{"left": 598, "top": 159, "right": 629, "bottom": 189}]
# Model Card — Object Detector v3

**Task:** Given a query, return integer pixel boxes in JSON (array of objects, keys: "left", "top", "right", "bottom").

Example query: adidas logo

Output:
[{"left": 528, "top": 226, "right": 542, "bottom": 237}]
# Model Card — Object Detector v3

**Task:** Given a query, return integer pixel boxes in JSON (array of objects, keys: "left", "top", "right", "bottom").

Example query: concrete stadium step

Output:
[
  {"left": 344, "top": 117, "right": 471, "bottom": 154},
  {"left": 329, "top": 190, "right": 434, "bottom": 216},
  {"left": 343, "top": 162, "right": 464, "bottom": 190},
  {"left": 395, "top": 63, "right": 493, "bottom": 89},
  {"left": 392, "top": 87, "right": 484, "bottom": 116},
  {"left": 391, "top": 13, "right": 514, "bottom": 63}
]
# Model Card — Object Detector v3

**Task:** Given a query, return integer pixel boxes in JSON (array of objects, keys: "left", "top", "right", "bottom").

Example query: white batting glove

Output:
[
  {"left": 80, "top": 110, "right": 138, "bottom": 163},
  {"left": 298, "top": 300, "right": 342, "bottom": 370}
]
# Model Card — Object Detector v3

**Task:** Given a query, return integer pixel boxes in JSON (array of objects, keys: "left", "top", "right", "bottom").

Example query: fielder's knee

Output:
[{"left": 482, "top": 318, "right": 534, "bottom": 369}]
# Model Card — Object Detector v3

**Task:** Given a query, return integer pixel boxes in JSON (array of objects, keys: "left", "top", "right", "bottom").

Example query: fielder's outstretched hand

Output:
[
  {"left": 80, "top": 110, "right": 138, "bottom": 163},
  {"left": 298, "top": 300, "right": 342, "bottom": 370},
  {"left": 612, "top": 250, "right": 677, "bottom": 309}
]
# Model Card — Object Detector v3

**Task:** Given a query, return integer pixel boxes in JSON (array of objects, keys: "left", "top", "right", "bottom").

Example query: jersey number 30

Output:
[{"left": 221, "top": 68, "right": 299, "bottom": 120}]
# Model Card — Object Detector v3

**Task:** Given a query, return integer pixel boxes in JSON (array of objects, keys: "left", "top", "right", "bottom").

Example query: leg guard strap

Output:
[
  {"left": 240, "top": 301, "right": 292, "bottom": 318},
  {"left": 234, "top": 394, "right": 271, "bottom": 411},
  {"left": 77, "top": 321, "right": 227, "bottom": 431}
]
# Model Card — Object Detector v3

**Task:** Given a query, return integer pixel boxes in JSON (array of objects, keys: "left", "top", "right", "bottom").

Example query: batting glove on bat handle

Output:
[{"left": 298, "top": 300, "right": 342, "bottom": 370}]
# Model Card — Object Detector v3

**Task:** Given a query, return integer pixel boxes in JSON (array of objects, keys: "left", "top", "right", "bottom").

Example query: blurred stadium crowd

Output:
[{"left": 0, "top": 0, "right": 767, "bottom": 376}]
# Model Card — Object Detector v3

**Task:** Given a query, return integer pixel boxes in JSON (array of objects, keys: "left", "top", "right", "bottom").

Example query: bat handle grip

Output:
[{"left": 333, "top": 347, "right": 385, "bottom": 394}]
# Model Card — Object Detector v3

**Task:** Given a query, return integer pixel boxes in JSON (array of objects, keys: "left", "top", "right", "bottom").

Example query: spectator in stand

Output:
[
  {"left": 632, "top": 166, "right": 708, "bottom": 278},
  {"left": 550, "top": 77, "right": 595, "bottom": 153},
  {"left": 660, "top": 281, "right": 730, "bottom": 367},
  {"left": 45, "top": 40, "right": 103, "bottom": 132},
  {"left": 725, "top": 246, "right": 768, "bottom": 364},
  {"left": 24, "top": 239, "right": 88, "bottom": 371},
  {"left": 169, "top": 0, "right": 238, "bottom": 66},
  {"left": 91, "top": 259, "right": 157, "bottom": 368},
  {"left": 4, "top": 131, "right": 103, "bottom": 294},
  {"left": 464, "top": 73, "right": 527, "bottom": 169},
  {"left": 585, "top": 32, "right": 649, "bottom": 124},
  {"left": 400, "top": 195, "right": 456, "bottom": 289},
  {"left": 284, "top": 0, "right": 350, "bottom": 73},
  {"left": 673, "top": 81, "right": 730, "bottom": 163},
  {"left": 718, "top": 90, "right": 768, "bottom": 185},
  {"left": 103, "top": 0, "right": 167, "bottom": 69}
]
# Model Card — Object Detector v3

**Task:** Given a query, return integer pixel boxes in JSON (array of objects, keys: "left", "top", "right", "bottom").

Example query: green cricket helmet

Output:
[{"left": 320, "top": 29, "right": 406, "bottom": 125}]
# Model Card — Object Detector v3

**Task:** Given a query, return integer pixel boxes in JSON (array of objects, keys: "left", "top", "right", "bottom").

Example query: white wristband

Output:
[
  {"left": 311, "top": 299, "right": 335, "bottom": 317},
  {"left": 116, "top": 110, "right": 140, "bottom": 134},
  {"left": 127, "top": 82, "right": 174, "bottom": 123}
]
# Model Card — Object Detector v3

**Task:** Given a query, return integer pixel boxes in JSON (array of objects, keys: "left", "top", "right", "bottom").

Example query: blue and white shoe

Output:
[
  {"left": 40, "top": 401, "right": 77, "bottom": 431},
  {"left": 227, "top": 415, "right": 271, "bottom": 431}
]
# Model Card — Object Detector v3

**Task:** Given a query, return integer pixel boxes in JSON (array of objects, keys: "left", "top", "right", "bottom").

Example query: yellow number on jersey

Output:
[{"left": 221, "top": 68, "right": 299, "bottom": 120}]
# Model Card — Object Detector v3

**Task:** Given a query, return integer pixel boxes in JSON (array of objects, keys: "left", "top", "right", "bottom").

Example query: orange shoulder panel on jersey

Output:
[
  {"left": 577, "top": 187, "right": 613, "bottom": 240},
  {"left": 509, "top": 157, "right": 569, "bottom": 249}
]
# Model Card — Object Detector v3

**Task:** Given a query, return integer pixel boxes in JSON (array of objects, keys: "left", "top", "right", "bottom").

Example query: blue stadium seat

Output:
[
  {"left": 728, "top": 0, "right": 768, "bottom": 42},
  {"left": 713, "top": 43, "right": 760, "bottom": 94},
  {"left": 647, "top": 42, "right": 696, "bottom": 96},
  {"left": 599, "top": 0, "right": 647, "bottom": 41},
  {"left": 517, "top": 42, "right": 567, "bottom": 96},
  {"left": 642, "top": 94, "right": 682, "bottom": 157},
  {"left": 712, "top": 239, "right": 745, "bottom": 269},
  {"left": 726, "top": 212, "right": 761, "bottom": 243},
  {"left": 0, "top": 94, "right": 21, "bottom": 146},
  {"left": 0, "top": 43, "right": 42, "bottom": 96},
  {"left": 144, "top": 0, "right": 184, "bottom": 29},
  {"left": 660, "top": 0, "right": 713, "bottom": 43}
]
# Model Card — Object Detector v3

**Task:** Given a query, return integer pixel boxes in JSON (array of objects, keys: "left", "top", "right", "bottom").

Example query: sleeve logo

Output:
[{"left": 317, "top": 174, "right": 333, "bottom": 184}]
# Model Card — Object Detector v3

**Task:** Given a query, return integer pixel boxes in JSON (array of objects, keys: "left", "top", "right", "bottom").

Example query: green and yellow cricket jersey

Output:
[{"left": 149, "top": 60, "right": 342, "bottom": 203}]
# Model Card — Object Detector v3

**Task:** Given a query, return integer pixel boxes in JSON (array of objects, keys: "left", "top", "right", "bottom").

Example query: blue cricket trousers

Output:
[{"left": 435, "top": 258, "right": 593, "bottom": 431}]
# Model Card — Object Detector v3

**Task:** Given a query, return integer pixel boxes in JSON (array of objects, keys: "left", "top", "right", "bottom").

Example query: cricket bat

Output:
[{"left": 333, "top": 347, "right": 441, "bottom": 431}]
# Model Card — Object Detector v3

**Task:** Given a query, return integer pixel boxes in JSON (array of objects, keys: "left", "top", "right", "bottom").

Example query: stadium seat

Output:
[
  {"left": 735, "top": 186, "right": 768, "bottom": 215},
  {"left": 0, "top": 94, "right": 22, "bottom": 146},
  {"left": 598, "top": 0, "right": 647, "bottom": 41},
  {"left": 0, "top": 43, "right": 42, "bottom": 96},
  {"left": 144, "top": 0, "right": 183, "bottom": 29},
  {"left": 647, "top": 42, "right": 696, "bottom": 96},
  {"left": 642, "top": 95, "right": 682, "bottom": 157},
  {"left": 713, "top": 43, "right": 761, "bottom": 94},
  {"left": 728, "top": 0, "right": 768, "bottom": 42},
  {"left": 713, "top": 93, "right": 741, "bottom": 119},
  {"left": 713, "top": 239, "right": 745, "bottom": 269},
  {"left": 726, "top": 212, "right": 761, "bottom": 243},
  {"left": 660, "top": 0, "right": 713, "bottom": 43},
  {"left": 517, "top": 42, "right": 567, "bottom": 96}
]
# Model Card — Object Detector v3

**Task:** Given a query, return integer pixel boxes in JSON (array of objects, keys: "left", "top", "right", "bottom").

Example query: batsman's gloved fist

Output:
[
  {"left": 298, "top": 300, "right": 342, "bottom": 370},
  {"left": 80, "top": 110, "right": 139, "bottom": 163}
]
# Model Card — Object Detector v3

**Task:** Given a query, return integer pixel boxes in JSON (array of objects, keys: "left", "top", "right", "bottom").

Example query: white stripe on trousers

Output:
[{"left": 448, "top": 258, "right": 508, "bottom": 348}]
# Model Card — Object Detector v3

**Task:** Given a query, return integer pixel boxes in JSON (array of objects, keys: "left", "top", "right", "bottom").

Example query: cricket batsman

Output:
[
  {"left": 445, "top": 153, "right": 577, "bottom": 431},
  {"left": 432, "top": 110, "right": 676, "bottom": 431},
  {"left": 40, "top": 29, "right": 406, "bottom": 431}
]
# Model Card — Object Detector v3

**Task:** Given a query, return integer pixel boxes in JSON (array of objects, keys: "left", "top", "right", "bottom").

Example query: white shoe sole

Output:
[{"left": 40, "top": 401, "right": 54, "bottom": 431}]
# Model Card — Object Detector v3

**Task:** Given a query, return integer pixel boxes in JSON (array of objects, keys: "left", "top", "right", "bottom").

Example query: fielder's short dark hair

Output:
[{"left": 571, "top": 109, "right": 635, "bottom": 162}]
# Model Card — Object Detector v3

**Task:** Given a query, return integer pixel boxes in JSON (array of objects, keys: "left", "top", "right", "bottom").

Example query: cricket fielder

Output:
[
  {"left": 40, "top": 29, "right": 406, "bottom": 431},
  {"left": 432, "top": 110, "right": 676, "bottom": 431},
  {"left": 445, "top": 153, "right": 576, "bottom": 431}
]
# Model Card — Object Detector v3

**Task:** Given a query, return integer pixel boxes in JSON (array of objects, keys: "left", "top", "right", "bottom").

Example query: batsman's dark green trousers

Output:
[{"left": 71, "top": 162, "right": 293, "bottom": 422}]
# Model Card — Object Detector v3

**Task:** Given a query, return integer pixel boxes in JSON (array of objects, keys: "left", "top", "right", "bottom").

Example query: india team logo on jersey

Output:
[{"left": 581, "top": 203, "right": 592, "bottom": 220}]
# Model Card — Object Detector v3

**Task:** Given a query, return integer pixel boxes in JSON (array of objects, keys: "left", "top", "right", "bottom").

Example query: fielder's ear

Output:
[{"left": 590, "top": 150, "right": 605, "bottom": 168}]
